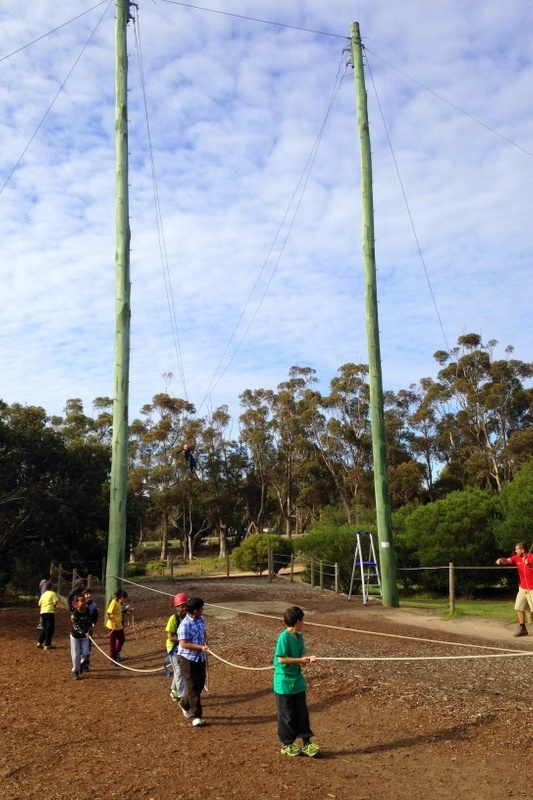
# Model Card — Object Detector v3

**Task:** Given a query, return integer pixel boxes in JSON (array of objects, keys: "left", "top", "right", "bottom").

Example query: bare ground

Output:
[{"left": 1, "top": 576, "right": 532, "bottom": 800}]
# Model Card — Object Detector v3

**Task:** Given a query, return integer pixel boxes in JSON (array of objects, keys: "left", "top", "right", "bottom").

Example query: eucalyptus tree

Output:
[
  {"left": 91, "top": 397, "right": 114, "bottom": 445},
  {"left": 269, "top": 367, "right": 321, "bottom": 537},
  {"left": 400, "top": 379, "right": 442, "bottom": 500},
  {"left": 311, "top": 363, "right": 374, "bottom": 521},
  {"left": 383, "top": 388, "right": 427, "bottom": 509},
  {"left": 49, "top": 397, "right": 114, "bottom": 446},
  {"left": 52, "top": 398, "right": 94, "bottom": 442},
  {"left": 132, "top": 393, "right": 195, "bottom": 559},
  {"left": 197, "top": 405, "right": 247, "bottom": 557},
  {"left": 431, "top": 334, "right": 533, "bottom": 491},
  {"left": 239, "top": 387, "right": 277, "bottom": 536}
]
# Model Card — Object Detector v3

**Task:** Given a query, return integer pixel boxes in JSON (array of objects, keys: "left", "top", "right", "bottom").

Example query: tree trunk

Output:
[{"left": 218, "top": 522, "right": 228, "bottom": 558}]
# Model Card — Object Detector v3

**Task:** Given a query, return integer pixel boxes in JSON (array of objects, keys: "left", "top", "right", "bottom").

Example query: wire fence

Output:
[{"left": 53, "top": 550, "right": 516, "bottom": 614}]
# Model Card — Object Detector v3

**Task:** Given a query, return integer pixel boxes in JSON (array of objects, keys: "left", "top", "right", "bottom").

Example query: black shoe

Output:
[
  {"left": 73, "top": 671, "right": 80, "bottom": 680},
  {"left": 514, "top": 628, "right": 528, "bottom": 637}
]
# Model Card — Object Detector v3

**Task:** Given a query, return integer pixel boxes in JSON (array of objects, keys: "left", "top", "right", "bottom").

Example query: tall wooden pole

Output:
[
  {"left": 106, "top": 0, "right": 131, "bottom": 603},
  {"left": 350, "top": 22, "right": 398, "bottom": 607}
]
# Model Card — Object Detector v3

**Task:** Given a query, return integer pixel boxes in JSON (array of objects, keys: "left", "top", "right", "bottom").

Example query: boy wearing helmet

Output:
[{"left": 166, "top": 592, "right": 189, "bottom": 708}]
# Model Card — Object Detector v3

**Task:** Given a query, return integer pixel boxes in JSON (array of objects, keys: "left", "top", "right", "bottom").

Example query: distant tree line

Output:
[{"left": 1, "top": 333, "right": 533, "bottom": 593}]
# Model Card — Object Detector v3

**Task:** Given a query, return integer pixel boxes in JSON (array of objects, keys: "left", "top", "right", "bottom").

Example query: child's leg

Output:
[
  {"left": 37, "top": 614, "right": 48, "bottom": 646},
  {"left": 292, "top": 691, "right": 314, "bottom": 743},
  {"left": 47, "top": 614, "right": 56, "bottom": 647},
  {"left": 190, "top": 660, "right": 206, "bottom": 717},
  {"left": 178, "top": 658, "right": 205, "bottom": 718},
  {"left": 80, "top": 637, "right": 91, "bottom": 670},
  {"left": 170, "top": 650, "right": 184, "bottom": 697},
  {"left": 108, "top": 630, "right": 117, "bottom": 660},
  {"left": 70, "top": 635, "right": 81, "bottom": 674},
  {"left": 41, "top": 613, "right": 53, "bottom": 647},
  {"left": 275, "top": 693, "right": 297, "bottom": 745},
  {"left": 115, "top": 629, "right": 125, "bottom": 655}
]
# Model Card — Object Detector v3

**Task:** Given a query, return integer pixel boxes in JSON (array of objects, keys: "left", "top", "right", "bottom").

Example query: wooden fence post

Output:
[{"left": 449, "top": 562, "right": 455, "bottom": 615}]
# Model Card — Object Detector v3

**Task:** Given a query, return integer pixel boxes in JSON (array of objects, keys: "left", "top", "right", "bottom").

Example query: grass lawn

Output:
[{"left": 399, "top": 595, "right": 517, "bottom": 622}]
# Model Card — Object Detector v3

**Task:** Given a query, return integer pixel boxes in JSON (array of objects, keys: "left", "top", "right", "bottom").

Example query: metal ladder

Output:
[{"left": 348, "top": 531, "right": 382, "bottom": 604}]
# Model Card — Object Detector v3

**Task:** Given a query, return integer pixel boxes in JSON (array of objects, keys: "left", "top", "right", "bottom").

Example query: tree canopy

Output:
[{"left": 2, "top": 334, "right": 532, "bottom": 592}]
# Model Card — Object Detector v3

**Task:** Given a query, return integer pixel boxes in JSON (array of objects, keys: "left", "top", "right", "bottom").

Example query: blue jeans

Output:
[{"left": 70, "top": 635, "right": 90, "bottom": 673}]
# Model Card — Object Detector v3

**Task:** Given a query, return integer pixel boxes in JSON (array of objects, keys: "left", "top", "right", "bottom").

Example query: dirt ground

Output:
[{"left": 2, "top": 576, "right": 533, "bottom": 800}]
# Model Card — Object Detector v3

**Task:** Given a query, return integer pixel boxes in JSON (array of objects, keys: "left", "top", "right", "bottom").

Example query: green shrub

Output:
[
  {"left": 297, "top": 521, "right": 371, "bottom": 592},
  {"left": 400, "top": 488, "right": 499, "bottom": 596},
  {"left": 145, "top": 560, "right": 166, "bottom": 575},
  {"left": 125, "top": 562, "right": 146, "bottom": 577},
  {"left": 494, "top": 459, "right": 533, "bottom": 553},
  {"left": 232, "top": 534, "right": 293, "bottom": 576}
]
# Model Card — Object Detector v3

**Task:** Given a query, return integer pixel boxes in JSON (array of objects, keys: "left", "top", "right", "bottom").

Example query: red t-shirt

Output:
[{"left": 509, "top": 554, "right": 533, "bottom": 590}]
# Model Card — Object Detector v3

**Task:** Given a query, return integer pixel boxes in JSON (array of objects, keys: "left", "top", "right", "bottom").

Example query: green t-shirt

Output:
[{"left": 273, "top": 628, "right": 307, "bottom": 695}]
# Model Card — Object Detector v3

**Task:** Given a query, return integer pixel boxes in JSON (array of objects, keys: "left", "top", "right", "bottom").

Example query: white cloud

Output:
[{"left": 1, "top": 0, "right": 532, "bottom": 424}]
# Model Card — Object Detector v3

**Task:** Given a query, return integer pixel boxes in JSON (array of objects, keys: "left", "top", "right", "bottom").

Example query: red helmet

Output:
[{"left": 173, "top": 592, "right": 188, "bottom": 607}]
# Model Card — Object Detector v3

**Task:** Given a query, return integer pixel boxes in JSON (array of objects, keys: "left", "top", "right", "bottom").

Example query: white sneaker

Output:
[
  {"left": 181, "top": 706, "right": 193, "bottom": 719},
  {"left": 192, "top": 718, "right": 204, "bottom": 727}
]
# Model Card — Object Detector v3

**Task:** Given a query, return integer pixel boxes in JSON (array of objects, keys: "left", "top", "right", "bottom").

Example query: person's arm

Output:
[
  {"left": 496, "top": 557, "right": 513, "bottom": 565},
  {"left": 178, "top": 638, "right": 208, "bottom": 653},
  {"left": 275, "top": 632, "right": 316, "bottom": 665},
  {"left": 166, "top": 618, "right": 179, "bottom": 646},
  {"left": 107, "top": 600, "right": 121, "bottom": 627},
  {"left": 277, "top": 655, "right": 317, "bottom": 665}
]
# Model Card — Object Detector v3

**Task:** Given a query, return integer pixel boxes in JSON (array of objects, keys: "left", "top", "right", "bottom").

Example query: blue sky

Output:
[{"left": 1, "top": 0, "right": 532, "bottom": 428}]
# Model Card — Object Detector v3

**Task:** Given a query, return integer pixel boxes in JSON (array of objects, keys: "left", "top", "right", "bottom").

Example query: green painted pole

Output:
[
  {"left": 350, "top": 22, "right": 398, "bottom": 607},
  {"left": 106, "top": 0, "right": 131, "bottom": 603}
]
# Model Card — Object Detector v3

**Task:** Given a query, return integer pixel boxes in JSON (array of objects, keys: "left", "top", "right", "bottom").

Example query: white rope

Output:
[
  {"left": 114, "top": 576, "right": 523, "bottom": 653},
  {"left": 206, "top": 646, "right": 533, "bottom": 671},
  {"left": 207, "top": 648, "right": 273, "bottom": 671},
  {"left": 317, "top": 651, "right": 533, "bottom": 662},
  {"left": 88, "top": 636, "right": 165, "bottom": 674},
  {"left": 109, "top": 577, "right": 533, "bottom": 666}
]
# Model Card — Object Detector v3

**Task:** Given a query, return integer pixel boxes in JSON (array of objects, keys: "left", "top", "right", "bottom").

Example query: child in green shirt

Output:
[{"left": 273, "top": 606, "right": 320, "bottom": 757}]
